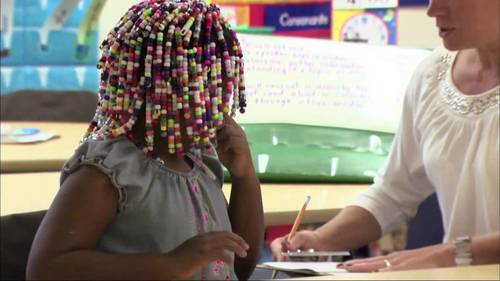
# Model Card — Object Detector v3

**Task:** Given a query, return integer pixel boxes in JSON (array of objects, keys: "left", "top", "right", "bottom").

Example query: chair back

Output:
[
  {"left": 0, "top": 210, "right": 46, "bottom": 280},
  {"left": 1, "top": 90, "right": 97, "bottom": 122},
  {"left": 406, "top": 193, "right": 444, "bottom": 249}
]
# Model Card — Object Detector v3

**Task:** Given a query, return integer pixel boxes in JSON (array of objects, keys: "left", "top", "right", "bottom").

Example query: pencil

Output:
[{"left": 287, "top": 195, "right": 311, "bottom": 242}]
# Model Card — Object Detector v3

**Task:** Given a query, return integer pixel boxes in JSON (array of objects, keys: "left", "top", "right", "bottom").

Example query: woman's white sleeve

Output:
[{"left": 350, "top": 71, "right": 435, "bottom": 236}]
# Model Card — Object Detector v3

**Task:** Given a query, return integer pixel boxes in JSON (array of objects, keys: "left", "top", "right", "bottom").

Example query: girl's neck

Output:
[
  {"left": 153, "top": 140, "right": 194, "bottom": 173},
  {"left": 130, "top": 120, "right": 194, "bottom": 173},
  {"left": 157, "top": 153, "right": 194, "bottom": 173}
]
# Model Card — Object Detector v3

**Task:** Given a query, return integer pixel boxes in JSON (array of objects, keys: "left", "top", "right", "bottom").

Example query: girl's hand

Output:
[
  {"left": 169, "top": 231, "right": 249, "bottom": 279},
  {"left": 338, "top": 243, "right": 455, "bottom": 272},
  {"left": 216, "top": 115, "right": 254, "bottom": 178},
  {"left": 270, "top": 230, "right": 322, "bottom": 261}
]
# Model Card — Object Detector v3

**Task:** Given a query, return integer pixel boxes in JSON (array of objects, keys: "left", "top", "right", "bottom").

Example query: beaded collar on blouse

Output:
[{"left": 438, "top": 52, "right": 500, "bottom": 116}]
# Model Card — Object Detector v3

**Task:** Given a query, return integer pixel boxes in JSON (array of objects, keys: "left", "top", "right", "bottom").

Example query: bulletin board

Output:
[{"left": 0, "top": 0, "right": 106, "bottom": 95}]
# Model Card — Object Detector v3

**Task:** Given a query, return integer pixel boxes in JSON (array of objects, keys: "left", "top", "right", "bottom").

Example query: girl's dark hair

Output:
[{"left": 84, "top": 0, "right": 246, "bottom": 159}]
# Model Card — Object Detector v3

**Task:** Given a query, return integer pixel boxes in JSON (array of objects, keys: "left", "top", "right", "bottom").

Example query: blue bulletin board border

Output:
[
  {"left": 399, "top": 0, "right": 429, "bottom": 6},
  {"left": 1, "top": 0, "right": 101, "bottom": 95}
]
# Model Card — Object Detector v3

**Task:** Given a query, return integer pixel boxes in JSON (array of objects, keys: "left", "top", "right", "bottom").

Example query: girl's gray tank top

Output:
[{"left": 61, "top": 136, "right": 237, "bottom": 280}]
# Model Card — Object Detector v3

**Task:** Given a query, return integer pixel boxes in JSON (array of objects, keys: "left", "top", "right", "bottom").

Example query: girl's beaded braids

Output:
[{"left": 84, "top": 0, "right": 246, "bottom": 159}]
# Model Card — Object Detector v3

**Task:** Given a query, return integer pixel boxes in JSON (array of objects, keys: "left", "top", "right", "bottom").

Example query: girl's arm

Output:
[
  {"left": 27, "top": 165, "right": 248, "bottom": 280},
  {"left": 216, "top": 115, "right": 265, "bottom": 280},
  {"left": 27, "top": 166, "right": 177, "bottom": 280},
  {"left": 228, "top": 169, "right": 264, "bottom": 280}
]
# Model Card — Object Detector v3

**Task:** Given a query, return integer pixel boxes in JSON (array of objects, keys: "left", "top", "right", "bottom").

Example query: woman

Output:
[{"left": 271, "top": 0, "right": 499, "bottom": 272}]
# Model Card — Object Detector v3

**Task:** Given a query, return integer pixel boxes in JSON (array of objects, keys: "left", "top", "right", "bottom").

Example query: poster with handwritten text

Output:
[{"left": 235, "top": 34, "right": 430, "bottom": 133}]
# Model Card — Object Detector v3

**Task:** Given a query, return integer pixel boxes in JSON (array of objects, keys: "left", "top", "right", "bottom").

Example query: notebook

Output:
[{"left": 257, "top": 262, "right": 350, "bottom": 276}]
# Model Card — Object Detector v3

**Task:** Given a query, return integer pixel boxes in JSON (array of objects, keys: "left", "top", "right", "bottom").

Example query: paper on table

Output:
[
  {"left": 0, "top": 127, "right": 59, "bottom": 144},
  {"left": 258, "top": 262, "right": 349, "bottom": 276},
  {"left": 281, "top": 250, "right": 350, "bottom": 258},
  {"left": 0, "top": 124, "right": 13, "bottom": 136}
]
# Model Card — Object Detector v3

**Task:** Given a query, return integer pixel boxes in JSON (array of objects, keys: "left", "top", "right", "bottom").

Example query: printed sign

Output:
[
  {"left": 400, "top": 0, "right": 429, "bottom": 6},
  {"left": 264, "top": 2, "right": 331, "bottom": 32}
]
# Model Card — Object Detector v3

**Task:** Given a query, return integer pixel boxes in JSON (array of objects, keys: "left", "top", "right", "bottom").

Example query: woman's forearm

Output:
[
  {"left": 314, "top": 206, "right": 382, "bottom": 251},
  {"left": 471, "top": 231, "right": 500, "bottom": 265}
]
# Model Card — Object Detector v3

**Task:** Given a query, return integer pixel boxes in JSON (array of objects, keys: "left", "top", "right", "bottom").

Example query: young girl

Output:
[{"left": 27, "top": 0, "right": 264, "bottom": 280}]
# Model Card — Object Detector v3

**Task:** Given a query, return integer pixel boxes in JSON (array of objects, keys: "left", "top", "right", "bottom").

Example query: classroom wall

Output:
[
  {"left": 98, "top": 1, "right": 441, "bottom": 49},
  {"left": 99, "top": 0, "right": 138, "bottom": 44},
  {"left": 398, "top": 7, "right": 441, "bottom": 48}
]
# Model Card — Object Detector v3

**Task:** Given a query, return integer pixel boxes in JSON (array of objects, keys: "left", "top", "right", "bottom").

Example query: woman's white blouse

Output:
[{"left": 351, "top": 48, "right": 499, "bottom": 242}]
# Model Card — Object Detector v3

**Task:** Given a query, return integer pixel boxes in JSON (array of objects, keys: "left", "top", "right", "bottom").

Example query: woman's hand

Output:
[
  {"left": 216, "top": 115, "right": 254, "bottom": 178},
  {"left": 169, "top": 231, "right": 249, "bottom": 279},
  {"left": 338, "top": 243, "right": 455, "bottom": 272},
  {"left": 270, "top": 230, "right": 322, "bottom": 261}
]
